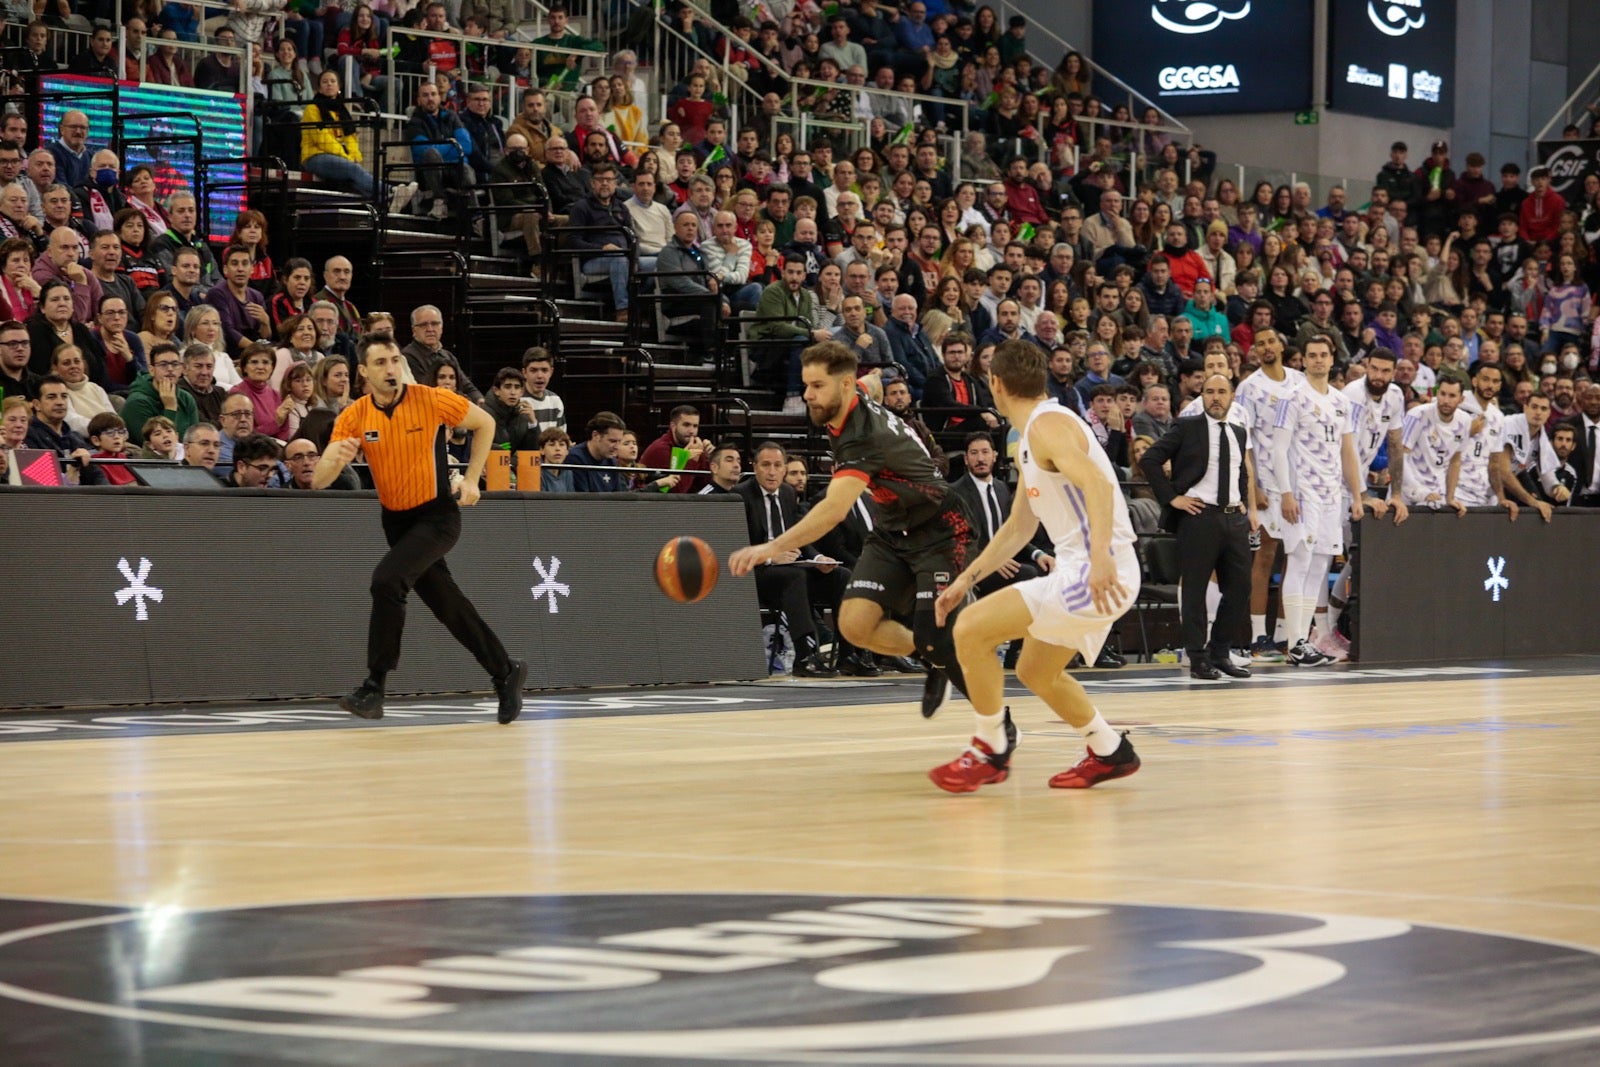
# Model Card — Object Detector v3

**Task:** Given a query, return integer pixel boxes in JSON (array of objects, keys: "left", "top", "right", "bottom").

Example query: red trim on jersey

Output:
[
  {"left": 832, "top": 468, "right": 871, "bottom": 483},
  {"left": 826, "top": 394, "right": 861, "bottom": 438}
]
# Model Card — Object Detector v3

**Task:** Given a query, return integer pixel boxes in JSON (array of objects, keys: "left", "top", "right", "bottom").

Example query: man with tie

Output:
[
  {"left": 1140, "top": 374, "right": 1259, "bottom": 680},
  {"left": 732, "top": 441, "right": 849, "bottom": 677},
  {"left": 949, "top": 431, "right": 1053, "bottom": 596},
  {"left": 1562, "top": 381, "right": 1600, "bottom": 508}
]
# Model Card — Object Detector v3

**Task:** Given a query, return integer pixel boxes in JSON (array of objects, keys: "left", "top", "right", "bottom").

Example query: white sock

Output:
[
  {"left": 1205, "top": 581, "right": 1222, "bottom": 631},
  {"left": 1251, "top": 613, "right": 1267, "bottom": 640},
  {"left": 974, "top": 710, "right": 1010, "bottom": 753},
  {"left": 1312, "top": 608, "right": 1328, "bottom": 639},
  {"left": 1282, "top": 595, "right": 1306, "bottom": 645},
  {"left": 1078, "top": 711, "right": 1121, "bottom": 757}
]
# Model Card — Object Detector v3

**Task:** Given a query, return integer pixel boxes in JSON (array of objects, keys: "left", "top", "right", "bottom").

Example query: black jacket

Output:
[
  {"left": 948, "top": 472, "right": 1051, "bottom": 563},
  {"left": 921, "top": 370, "right": 996, "bottom": 433},
  {"left": 1139, "top": 415, "right": 1250, "bottom": 533},
  {"left": 733, "top": 478, "right": 815, "bottom": 555}
]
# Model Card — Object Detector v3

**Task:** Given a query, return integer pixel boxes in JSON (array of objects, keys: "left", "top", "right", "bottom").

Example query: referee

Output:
[{"left": 314, "top": 335, "right": 526, "bottom": 723}]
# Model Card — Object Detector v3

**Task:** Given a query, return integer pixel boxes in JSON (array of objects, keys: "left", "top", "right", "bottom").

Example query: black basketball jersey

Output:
[{"left": 829, "top": 393, "right": 951, "bottom": 533}]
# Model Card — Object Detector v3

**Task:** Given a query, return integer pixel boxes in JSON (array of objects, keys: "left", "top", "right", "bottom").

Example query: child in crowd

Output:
[{"left": 87, "top": 412, "right": 137, "bottom": 485}]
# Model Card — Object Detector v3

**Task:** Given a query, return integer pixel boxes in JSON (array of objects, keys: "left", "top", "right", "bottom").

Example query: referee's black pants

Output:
[
  {"left": 370, "top": 501, "right": 511, "bottom": 682},
  {"left": 1177, "top": 505, "right": 1252, "bottom": 662}
]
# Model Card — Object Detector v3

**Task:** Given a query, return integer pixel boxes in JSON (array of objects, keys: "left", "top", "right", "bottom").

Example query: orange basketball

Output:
[{"left": 655, "top": 536, "right": 719, "bottom": 604}]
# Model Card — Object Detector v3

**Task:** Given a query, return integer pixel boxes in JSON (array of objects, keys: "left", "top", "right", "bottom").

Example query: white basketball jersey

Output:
[
  {"left": 1017, "top": 400, "right": 1137, "bottom": 562},
  {"left": 1342, "top": 379, "right": 1406, "bottom": 470},
  {"left": 1235, "top": 366, "right": 1305, "bottom": 493},
  {"left": 1400, "top": 401, "right": 1470, "bottom": 503}
]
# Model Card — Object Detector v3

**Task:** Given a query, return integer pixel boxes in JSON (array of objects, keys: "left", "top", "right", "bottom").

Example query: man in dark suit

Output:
[
  {"left": 1140, "top": 374, "right": 1258, "bottom": 680},
  {"left": 1564, "top": 381, "right": 1600, "bottom": 507},
  {"left": 947, "top": 431, "right": 1052, "bottom": 597},
  {"left": 733, "top": 440, "right": 851, "bottom": 676}
]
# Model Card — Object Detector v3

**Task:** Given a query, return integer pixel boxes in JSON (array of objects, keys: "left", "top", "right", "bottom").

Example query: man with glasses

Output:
[
  {"left": 119, "top": 341, "right": 196, "bottom": 445},
  {"left": 539, "top": 136, "right": 590, "bottom": 215},
  {"left": 568, "top": 162, "right": 635, "bottom": 323},
  {"left": 282, "top": 438, "right": 328, "bottom": 489},
  {"left": 401, "top": 304, "right": 482, "bottom": 400},
  {"left": 0, "top": 320, "right": 38, "bottom": 402},
  {"left": 46, "top": 111, "right": 94, "bottom": 193},
  {"left": 180, "top": 422, "right": 222, "bottom": 472},
  {"left": 194, "top": 27, "right": 241, "bottom": 93},
  {"left": 225, "top": 433, "right": 281, "bottom": 489}
]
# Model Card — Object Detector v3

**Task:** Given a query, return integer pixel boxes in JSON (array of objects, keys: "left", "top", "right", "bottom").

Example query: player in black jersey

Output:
[{"left": 730, "top": 341, "right": 977, "bottom": 717}]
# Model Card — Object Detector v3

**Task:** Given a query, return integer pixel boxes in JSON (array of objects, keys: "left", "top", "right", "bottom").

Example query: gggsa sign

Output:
[{"left": 1093, "top": 0, "right": 1314, "bottom": 116}]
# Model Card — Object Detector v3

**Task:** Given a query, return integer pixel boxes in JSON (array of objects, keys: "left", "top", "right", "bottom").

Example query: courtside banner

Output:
[
  {"left": 0, "top": 490, "right": 765, "bottom": 709},
  {"left": 1355, "top": 508, "right": 1600, "bottom": 663}
]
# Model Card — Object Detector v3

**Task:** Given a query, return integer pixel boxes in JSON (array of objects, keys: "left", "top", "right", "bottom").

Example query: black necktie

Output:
[
  {"left": 1216, "top": 421, "right": 1231, "bottom": 506},
  {"left": 1589, "top": 425, "right": 1597, "bottom": 489},
  {"left": 985, "top": 483, "right": 1001, "bottom": 538},
  {"left": 766, "top": 492, "right": 784, "bottom": 540}
]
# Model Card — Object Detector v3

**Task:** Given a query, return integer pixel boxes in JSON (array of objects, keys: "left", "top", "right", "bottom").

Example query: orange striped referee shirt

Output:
[{"left": 332, "top": 384, "right": 470, "bottom": 512}]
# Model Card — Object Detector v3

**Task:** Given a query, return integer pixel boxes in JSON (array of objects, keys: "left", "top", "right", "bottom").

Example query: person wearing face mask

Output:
[{"left": 72, "top": 150, "right": 127, "bottom": 234}]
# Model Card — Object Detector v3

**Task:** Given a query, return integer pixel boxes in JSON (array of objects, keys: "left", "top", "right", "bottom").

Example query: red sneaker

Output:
[
  {"left": 1048, "top": 735, "right": 1140, "bottom": 789},
  {"left": 929, "top": 711, "right": 1017, "bottom": 794}
]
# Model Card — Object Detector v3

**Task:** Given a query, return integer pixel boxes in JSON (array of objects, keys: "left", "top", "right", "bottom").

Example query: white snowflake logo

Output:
[
  {"left": 1483, "top": 556, "right": 1508, "bottom": 602},
  {"left": 530, "top": 556, "right": 571, "bottom": 613},
  {"left": 114, "top": 557, "right": 164, "bottom": 622}
]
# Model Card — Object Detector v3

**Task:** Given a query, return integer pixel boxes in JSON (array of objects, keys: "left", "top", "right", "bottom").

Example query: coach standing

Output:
[
  {"left": 314, "top": 336, "right": 526, "bottom": 723},
  {"left": 1141, "top": 373, "right": 1257, "bottom": 680}
]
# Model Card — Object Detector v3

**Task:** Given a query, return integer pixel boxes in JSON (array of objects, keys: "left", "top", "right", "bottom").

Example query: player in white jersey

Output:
[
  {"left": 1400, "top": 377, "right": 1470, "bottom": 513},
  {"left": 1455, "top": 363, "right": 1552, "bottom": 520},
  {"left": 930, "top": 339, "right": 1142, "bottom": 794},
  {"left": 1232, "top": 330, "right": 1303, "bottom": 657},
  {"left": 1342, "top": 348, "right": 1409, "bottom": 521},
  {"left": 1270, "top": 335, "right": 1364, "bottom": 666},
  {"left": 1503, "top": 392, "right": 1567, "bottom": 506}
]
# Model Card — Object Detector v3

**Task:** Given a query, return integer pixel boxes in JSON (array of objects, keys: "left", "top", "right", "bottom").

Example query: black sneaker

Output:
[
  {"left": 340, "top": 678, "right": 385, "bottom": 719},
  {"left": 1094, "top": 647, "right": 1126, "bottom": 668},
  {"left": 495, "top": 659, "right": 527, "bottom": 724},
  {"left": 921, "top": 664, "right": 951, "bottom": 718},
  {"left": 879, "top": 655, "right": 923, "bottom": 674}
]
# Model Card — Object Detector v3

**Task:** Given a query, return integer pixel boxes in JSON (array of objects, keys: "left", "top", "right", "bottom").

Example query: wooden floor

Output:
[{"left": 2, "top": 663, "right": 1598, "bottom": 1064}]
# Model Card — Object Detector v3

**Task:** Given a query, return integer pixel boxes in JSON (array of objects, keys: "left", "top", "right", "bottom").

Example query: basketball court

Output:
[{"left": 2, "top": 658, "right": 1598, "bottom": 1065}]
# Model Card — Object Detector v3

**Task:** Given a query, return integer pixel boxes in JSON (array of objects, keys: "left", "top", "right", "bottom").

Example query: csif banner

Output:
[
  {"left": 1535, "top": 139, "right": 1600, "bottom": 204},
  {"left": 1092, "top": 0, "right": 1314, "bottom": 117},
  {"left": 1328, "top": 0, "right": 1456, "bottom": 125}
]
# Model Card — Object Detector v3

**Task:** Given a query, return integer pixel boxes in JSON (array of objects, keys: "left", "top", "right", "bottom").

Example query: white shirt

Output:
[
  {"left": 1452, "top": 395, "right": 1504, "bottom": 507},
  {"left": 1274, "top": 378, "right": 1354, "bottom": 500},
  {"left": 1502, "top": 413, "right": 1560, "bottom": 498},
  {"left": 1400, "top": 401, "right": 1471, "bottom": 506},
  {"left": 1234, "top": 366, "right": 1304, "bottom": 494},
  {"left": 625, "top": 196, "right": 674, "bottom": 256},
  {"left": 1582, "top": 415, "right": 1600, "bottom": 494},
  {"left": 1189, "top": 414, "right": 1247, "bottom": 507},
  {"left": 1342, "top": 378, "right": 1406, "bottom": 471}
]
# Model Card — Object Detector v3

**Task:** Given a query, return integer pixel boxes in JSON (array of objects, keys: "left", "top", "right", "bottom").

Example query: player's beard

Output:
[{"left": 808, "top": 394, "right": 841, "bottom": 426}]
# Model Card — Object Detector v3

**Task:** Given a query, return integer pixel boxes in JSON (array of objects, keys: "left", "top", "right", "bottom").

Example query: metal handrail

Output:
[{"left": 1534, "top": 59, "right": 1600, "bottom": 142}]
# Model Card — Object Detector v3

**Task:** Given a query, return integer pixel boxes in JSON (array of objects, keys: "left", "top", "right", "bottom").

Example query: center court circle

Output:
[{"left": 1, "top": 893, "right": 1598, "bottom": 1063}]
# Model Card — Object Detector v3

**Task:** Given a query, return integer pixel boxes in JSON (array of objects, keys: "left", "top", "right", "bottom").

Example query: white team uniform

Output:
[
  {"left": 1273, "top": 380, "right": 1356, "bottom": 553},
  {"left": 1013, "top": 400, "right": 1141, "bottom": 661},
  {"left": 1235, "top": 367, "right": 1305, "bottom": 537},
  {"left": 1502, "top": 413, "right": 1559, "bottom": 497},
  {"left": 1399, "top": 401, "right": 1470, "bottom": 507},
  {"left": 1341, "top": 378, "right": 1406, "bottom": 537},
  {"left": 1451, "top": 396, "right": 1504, "bottom": 507}
]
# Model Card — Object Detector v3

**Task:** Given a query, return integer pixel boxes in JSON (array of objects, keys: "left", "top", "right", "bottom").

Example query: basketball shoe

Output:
[
  {"left": 929, "top": 709, "right": 1018, "bottom": 794},
  {"left": 1048, "top": 733, "right": 1140, "bottom": 789},
  {"left": 921, "top": 664, "right": 951, "bottom": 718},
  {"left": 340, "top": 677, "right": 385, "bottom": 719},
  {"left": 1287, "top": 638, "right": 1332, "bottom": 666}
]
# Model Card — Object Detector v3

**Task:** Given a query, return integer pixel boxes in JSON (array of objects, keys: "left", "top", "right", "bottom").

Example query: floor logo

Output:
[{"left": 2, "top": 894, "right": 1599, "bottom": 1062}]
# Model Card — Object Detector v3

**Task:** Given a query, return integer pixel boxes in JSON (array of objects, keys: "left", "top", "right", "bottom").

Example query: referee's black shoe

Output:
[
  {"left": 495, "top": 660, "right": 528, "bottom": 724},
  {"left": 340, "top": 678, "right": 385, "bottom": 719}
]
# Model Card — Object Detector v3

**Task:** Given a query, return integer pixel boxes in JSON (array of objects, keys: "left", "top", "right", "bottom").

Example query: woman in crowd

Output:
[
  {"left": 229, "top": 341, "right": 289, "bottom": 439},
  {"left": 269, "top": 257, "right": 316, "bottom": 330},
  {"left": 929, "top": 275, "right": 973, "bottom": 337},
  {"left": 52, "top": 343, "right": 114, "bottom": 435},
  {"left": 28, "top": 281, "right": 106, "bottom": 385},
  {"left": 183, "top": 305, "right": 240, "bottom": 386},
  {"left": 605, "top": 76, "right": 646, "bottom": 158},
  {"left": 273, "top": 312, "right": 324, "bottom": 389},
  {"left": 336, "top": 5, "right": 389, "bottom": 101},
  {"left": 810, "top": 261, "right": 846, "bottom": 333},
  {"left": 1119, "top": 286, "right": 1150, "bottom": 332},
  {"left": 115, "top": 209, "right": 164, "bottom": 295},
  {"left": 122, "top": 166, "right": 170, "bottom": 237},
  {"left": 1540, "top": 251, "right": 1593, "bottom": 353},
  {"left": 139, "top": 291, "right": 182, "bottom": 354},
  {"left": 311, "top": 355, "right": 352, "bottom": 413},
  {"left": 0, "top": 236, "right": 39, "bottom": 321},
  {"left": 229, "top": 210, "right": 275, "bottom": 295}
]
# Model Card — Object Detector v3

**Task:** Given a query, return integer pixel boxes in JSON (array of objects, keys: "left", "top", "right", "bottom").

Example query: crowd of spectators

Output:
[{"left": 4, "top": 1, "right": 1600, "bottom": 670}]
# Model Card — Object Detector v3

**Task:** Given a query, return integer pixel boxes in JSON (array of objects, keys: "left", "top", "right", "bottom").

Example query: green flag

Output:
[
  {"left": 890, "top": 123, "right": 914, "bottom": 147},
  {"left": 1017, "top": 222, "right": 1036, "bottom": 241},
  {"left": 704, "top": 144, "right": 727, "bottom": 167}
]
